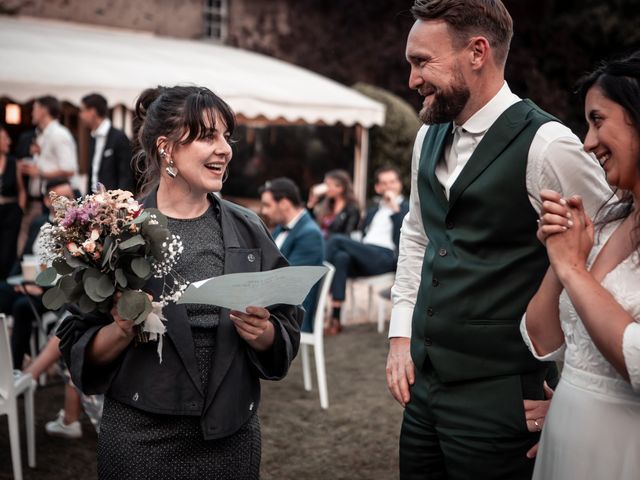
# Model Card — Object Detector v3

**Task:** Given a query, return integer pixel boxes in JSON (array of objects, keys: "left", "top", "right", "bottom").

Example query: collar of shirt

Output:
[
  {"left": 284, "top": 209, "right": 306, "bottom": 230},
  {"left": 452, "top": 82, "right": 520, "bottom": 136},
  {"left": 91, "top": 118, "right": 111, "bottom": 139},
  {"left": 39, "top": 119, "right": 60, "bottom": 140}
]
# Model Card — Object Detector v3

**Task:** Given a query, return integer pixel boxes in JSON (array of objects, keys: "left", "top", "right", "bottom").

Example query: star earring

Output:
[{"left": 160, "top": 148, "right": 178, "bottom": 178}]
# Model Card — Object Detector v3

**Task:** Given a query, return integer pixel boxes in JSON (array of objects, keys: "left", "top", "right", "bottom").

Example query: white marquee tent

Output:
[{"left": 0, "top": 15, "right": 385, "bottom": 202}]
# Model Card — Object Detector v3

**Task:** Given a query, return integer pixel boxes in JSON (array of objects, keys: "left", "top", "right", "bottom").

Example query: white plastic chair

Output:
[
  {"left": 30, "top": 310, "right": 67, "bottom": 385},
  {"left": 300, "top": 262, "right": 335, "bottom": 409},
  {"left": 344, "top": 272, "right": 396, "bottom": 325},
  {"left": 0, "top": 313, "right": 36, "bottom": 480}
]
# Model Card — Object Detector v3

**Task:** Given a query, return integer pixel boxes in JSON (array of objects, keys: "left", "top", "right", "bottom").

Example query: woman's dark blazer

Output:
[
  {"left": 326, "top": 202, "right": 360, "bottom": 237},
  {"left": 58, "top": 191, "right": 303, "bottom": 440}
]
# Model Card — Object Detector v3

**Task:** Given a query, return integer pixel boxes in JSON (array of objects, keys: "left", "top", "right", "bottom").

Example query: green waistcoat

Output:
[{"left": 412, "top": 99, "right": 556, "bottom": 383}]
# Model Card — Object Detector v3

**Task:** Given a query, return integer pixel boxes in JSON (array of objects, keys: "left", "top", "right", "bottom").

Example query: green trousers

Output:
[{"left": 400, "top": 365, "right": 549, "bottom": 480}]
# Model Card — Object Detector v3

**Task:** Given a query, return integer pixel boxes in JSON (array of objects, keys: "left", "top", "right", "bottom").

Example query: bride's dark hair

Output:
[
  {"left": 576, "top": 50, "right": 640, "bottom": 252},
  {"left": 132, "top": 85, "right": 236, "bottom": 197}
]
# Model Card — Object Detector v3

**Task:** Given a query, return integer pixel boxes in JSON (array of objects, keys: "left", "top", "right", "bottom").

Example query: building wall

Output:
[
  {"left": 227, "top": 0, "right": 291, "bottom": 53},
  {"left": 0, "top": 0, "right": 203, "bottom": 38}
]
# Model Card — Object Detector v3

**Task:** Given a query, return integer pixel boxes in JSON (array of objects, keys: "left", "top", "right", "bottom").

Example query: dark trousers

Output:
[
  {"left": 0, "top": 203, "right": 22, "bottom": 280},
  {"left": 400, "top": 365, "right": 542, "bottom": 480},
  {"left": 325, "top": 234, "right": 396, "bottom": 301}
]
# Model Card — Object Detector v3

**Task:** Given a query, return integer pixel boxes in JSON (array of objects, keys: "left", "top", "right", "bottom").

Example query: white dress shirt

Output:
[
  {"left": 389, "top": 82, "right": 613, "bottom": 339},
  {"left": 90, "top": 118, "right": 111, "bottom": 193},
  {"left": 362, "top": 195, "right": 405, "bottom": 251},
  {"left": 32, "top": 120, "right": 78, "bottom": 196}
]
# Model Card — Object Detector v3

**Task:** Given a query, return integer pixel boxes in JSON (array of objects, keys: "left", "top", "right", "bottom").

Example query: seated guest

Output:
[
  {"left": 325, "top": 166, "right": 409, "bottom": 335},
  {"left": 79, "top": 93, "right": 136, "bottom": 195},
  {"left": 260, "top": 177, "right": 324, "bottom": 332},
  {"left": 307, "top": 169, "right": 360, "bottom": 238},
  {"left": 0, "top": 179, "right": 75, "bottom": 369},
  {"left": 26, "top": 334, "right": 104, "bottom": 438}
]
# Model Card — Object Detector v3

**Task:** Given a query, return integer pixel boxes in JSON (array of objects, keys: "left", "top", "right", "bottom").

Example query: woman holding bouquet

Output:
[{"left": 58, "top": 85, "right": 302, "bottom": 479}]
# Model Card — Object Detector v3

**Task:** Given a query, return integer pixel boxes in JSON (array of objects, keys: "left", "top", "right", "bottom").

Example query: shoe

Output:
[
  {"left": 323, "top": 319, "right": 342, "bottom": 336},
  {"left": 45, "top": 409, "right": 82, "bottom": 439}
]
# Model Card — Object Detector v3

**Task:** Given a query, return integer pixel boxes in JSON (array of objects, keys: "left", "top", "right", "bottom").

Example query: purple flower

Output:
[
  {"left": 77, "top": 202, "right": 98, "bottom": 223},
  {"left": 60, "top": 207, "right": 79, "bottom": 228}
]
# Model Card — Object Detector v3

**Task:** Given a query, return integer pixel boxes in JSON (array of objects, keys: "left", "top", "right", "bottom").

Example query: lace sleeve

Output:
[
  {"left": 520, "top": 314, "right": 566, "bottom": 361},
  {"left": 622, "top": 322, "right": 640, "bottom": 392}
]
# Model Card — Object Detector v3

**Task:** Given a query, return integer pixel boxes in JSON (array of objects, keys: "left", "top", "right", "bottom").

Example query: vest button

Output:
[
  {"left": 446, "top": 221, "right": 454, "bottom": 229},
  {"left": 432, "top": 278, "right": 439, "bottom": 287},
  {"left": 427, "top": 307, "right": 434, "bottom": 316},
  {"left": 424, "top": 337, "right": 433, "bottom": 346},
  {"left": 438, "top": 248, "right": 447, "bottom": 257}
]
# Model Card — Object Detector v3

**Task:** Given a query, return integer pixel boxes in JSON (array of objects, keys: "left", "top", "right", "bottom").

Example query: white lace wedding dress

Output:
[{"left": 521, "top": 221, "right": 640, "bottom": 480}]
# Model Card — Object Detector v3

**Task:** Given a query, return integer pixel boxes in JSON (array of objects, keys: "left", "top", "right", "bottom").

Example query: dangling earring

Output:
[
  {"left": 165, "top": 159, "right": 178, "bottom": 178},
  {"left": 159, "top": 148, "right": 178, "bottom": 178}
]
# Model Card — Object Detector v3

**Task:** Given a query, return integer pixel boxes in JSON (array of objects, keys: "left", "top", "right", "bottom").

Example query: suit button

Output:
[
  {"left": 190, "top": 402, "right": 198, "bottom": 408},
  {"left": 427, "top": 307, "right": 434, "bottom": 316},
  {"left": 247, "top": 253, "right": 256, "bottom": 262},
  {"left": 132, "top": 392, "right": 139, "bottom": 402},
  {"left": 438, "top": 248, "right": 447, "bottom": 257},
  {"left": 424, "top": 338, "right": 433, "bottom": 346},
  {"left": 432, "top": 278, "right": 439, "bottom": 287},
  {"left": 446, "top": 221, "right": 454, "bottom": 229}
]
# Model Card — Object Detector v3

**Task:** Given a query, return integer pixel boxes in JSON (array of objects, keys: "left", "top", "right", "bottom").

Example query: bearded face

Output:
[{"left": 418, "top": 63, "right": 471, "bottom": 125}]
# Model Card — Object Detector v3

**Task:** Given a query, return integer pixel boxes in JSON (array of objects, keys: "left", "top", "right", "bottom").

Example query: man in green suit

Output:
[{"left": 385, "top": 1, "right": 613, "bottom": 478}]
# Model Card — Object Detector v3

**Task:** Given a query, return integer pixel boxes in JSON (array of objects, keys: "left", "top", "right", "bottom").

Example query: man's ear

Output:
[{"left": 468, "top": 36, "right": 490, "bottom": 70}]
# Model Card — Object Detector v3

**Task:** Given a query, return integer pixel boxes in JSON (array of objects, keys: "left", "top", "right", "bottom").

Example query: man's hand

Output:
[
  {"left": 525, "top": 382, "right": 555, "bottom": 458},
  {"left": 382, "top": 190, "right": 401, "bottom": 213},
  {"left": 386, "top": 337, "right": 415, "bottom": 407}
]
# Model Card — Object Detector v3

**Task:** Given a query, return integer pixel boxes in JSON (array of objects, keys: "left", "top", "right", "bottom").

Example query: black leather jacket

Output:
[{"left": 58, "top": 192, "right": 302, "bottom": 440}]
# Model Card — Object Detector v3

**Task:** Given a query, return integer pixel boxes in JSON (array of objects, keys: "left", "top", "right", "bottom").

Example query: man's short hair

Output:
[
  {"left": 81, "top": 93, "right": 109, "bottom": 118},
  {"left": 411, "top": 0, "right": 513, "bottom": 67},
  {"left": 374, "top": 165, "right": 402, "bottom": 184},
  {"left": 35, "top": 95, "right": 61, "bottom": 120},
  {"left": 259, "top": 177, "right": 302, "bottom": 207}
]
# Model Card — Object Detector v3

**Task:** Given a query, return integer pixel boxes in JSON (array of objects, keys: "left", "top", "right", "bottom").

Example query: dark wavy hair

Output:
[
  {"left": 576, "top": 50, "right": 640, "bottom": 252},
  {"left": 132, "top": 85, "right": 236, "bottom": 197}
]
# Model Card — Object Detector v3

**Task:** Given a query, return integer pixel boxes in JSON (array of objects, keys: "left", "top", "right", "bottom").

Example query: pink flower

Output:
[
  {"left": 82, "top": 240, "right": 96, "bottom": 253},
  {"left": 66, "top": 242, "right": 83, "bottom": 256}
]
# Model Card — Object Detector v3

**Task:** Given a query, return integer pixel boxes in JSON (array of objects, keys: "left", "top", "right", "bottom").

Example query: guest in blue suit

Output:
[{"left": 260, "top": 178, "right": 324, "bottom": 332}]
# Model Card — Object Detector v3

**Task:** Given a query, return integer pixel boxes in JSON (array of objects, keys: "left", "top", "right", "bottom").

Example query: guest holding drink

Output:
[
  {"left": 522, "top": 52, "right": 640, "bottom": 479},
  {"left": 58, "top": 85, "right": 302, "bottom": 479},
  {"left": 307, "top": 169, "right": 360, "bottom": 238}
]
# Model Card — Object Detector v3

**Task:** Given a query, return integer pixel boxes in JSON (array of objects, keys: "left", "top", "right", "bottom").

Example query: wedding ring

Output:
[{"left": 533, "top": 419, "right": 542, "bottom": 431}]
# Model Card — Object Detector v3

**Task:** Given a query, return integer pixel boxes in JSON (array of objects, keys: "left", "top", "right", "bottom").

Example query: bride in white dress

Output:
[{"left": 521, "top": 51, "right": 640, "bottom": 480}]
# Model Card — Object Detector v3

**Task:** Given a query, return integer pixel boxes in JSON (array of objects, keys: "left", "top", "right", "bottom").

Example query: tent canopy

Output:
[{"left": 0, "top": 16, "right": 385, "bottom": 127}]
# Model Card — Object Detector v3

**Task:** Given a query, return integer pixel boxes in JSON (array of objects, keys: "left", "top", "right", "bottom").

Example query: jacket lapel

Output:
[
  {"left": 205, "top": 199, "right": 259, "bottom": 411},
  {"left": 422, "top": 123, "right": 452, "bottom": 210},
  {"left": 448, "top": 101, "right": 531, "bottom": 210}
]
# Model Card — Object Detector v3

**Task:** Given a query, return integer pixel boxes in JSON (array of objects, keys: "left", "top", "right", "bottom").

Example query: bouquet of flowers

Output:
[{"left": 36, "top": 186, "right": 186, "bottom": 361}]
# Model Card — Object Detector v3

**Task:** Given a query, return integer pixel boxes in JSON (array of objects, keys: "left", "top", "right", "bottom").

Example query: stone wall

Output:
[{"left": 0, "top": 0, "right": 203, "bottom": 38}]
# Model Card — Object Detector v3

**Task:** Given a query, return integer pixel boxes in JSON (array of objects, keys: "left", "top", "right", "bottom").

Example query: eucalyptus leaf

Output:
[
  {"left": 132, "top": 211, "right": 150, "bottom": 225},
  {"left": 119, "top": 235, "right": 146, "bottom": 251},
  {"left": 64, "top": 249, "right": 88, "bottom": 269},
  {"left": 96, "top": 274, "right": 115, "bottom": 297},
  {"left": 78, "top": 294, "right": 97, "bottom": 313},
  {"left": 101, "top": 236, "right": 115, "bottom": 268},
  {"left": 58, "top": 275, "right": 77, "bottom": 298},
  {"left": 133, "top": 297, "right": 153, "bottom": 326},
  {"left": 84, "top": 277, "right": 108, "bottom": 302},
  {"left": 52, "top": 257, "right": 74, "bottom": 275},
  {"left": 42, "top": 287, "right": 66, "bottom": 310},
  {"left": 131, "top": 257, "right": 151, "bottom": 279},
  {"left": 115, "top": 268, "right": 128, "bottom": 288},
  {"left": 117, "top": 289, "right": 148, "bottom": 320},
  {"left": 36, "top": 267, "right": 58, "bottom": 287}
]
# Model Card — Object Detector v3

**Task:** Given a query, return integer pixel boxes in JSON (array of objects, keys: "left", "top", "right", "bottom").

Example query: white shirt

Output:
[
  {"left": 389, "top": 82, "right": 614, "bottom": 338},
  {"left": 274, "top": 209, "right": 306, "bottom": 249},
  {"left": 90, "top": 118, "right": 111, "bottom": 193},
  {"left": 32, "top": 120, "right": 78, "bottom": 196},
  {"left": 362, "top": 195, "right": 405, "bottom": 251}
]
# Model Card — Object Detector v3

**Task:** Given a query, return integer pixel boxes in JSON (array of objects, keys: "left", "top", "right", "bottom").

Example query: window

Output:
[{"left": 203, "top": 0, "right": 229, "bottom": 42}]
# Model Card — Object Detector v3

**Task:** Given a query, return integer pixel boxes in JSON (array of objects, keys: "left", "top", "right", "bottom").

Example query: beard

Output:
[{"left": 418, "top": 69, "right": 470, "bottom": 125}]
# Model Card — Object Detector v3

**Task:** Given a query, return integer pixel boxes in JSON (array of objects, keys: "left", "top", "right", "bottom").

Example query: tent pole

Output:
[{"left": 353, "top": 124, "right": 369, "bottom": 209}]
